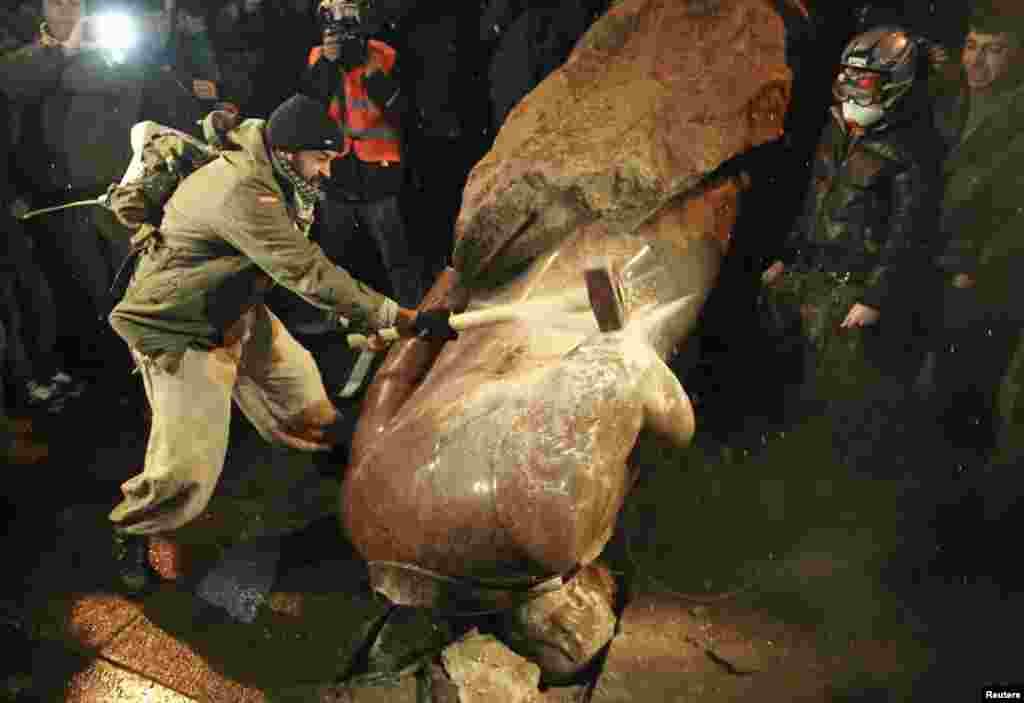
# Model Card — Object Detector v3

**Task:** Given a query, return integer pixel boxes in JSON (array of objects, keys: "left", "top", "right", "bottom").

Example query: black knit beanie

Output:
[{"left": 266, "top": 94, "right": 342, "bottom": 152}]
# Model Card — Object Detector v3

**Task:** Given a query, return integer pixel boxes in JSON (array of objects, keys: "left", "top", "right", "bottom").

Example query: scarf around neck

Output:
[{"left": 269, "top": 147, "right": 324, "bottom": 230}]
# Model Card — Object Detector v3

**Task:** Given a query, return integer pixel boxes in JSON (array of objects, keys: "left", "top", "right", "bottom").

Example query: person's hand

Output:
[
  {"left": 840, "top": 303, "right": 880, "bottom": 328},
  {"left": 213, "top": 101, "right": 240, "bottom": 116},
  {"left": 952, "top": 273, "right": 975, "bottom": 289},
  {"left": 412, "top": 308, "right": 458, "bottom": 342},
  {"left": 761, "top": 260, "right": 785, "bottom": 286},
  {"left": 9, "top": 197, "right": 31, "bottom": 220},
  {"left": 322, "top": 30, "right": 340, "bottom": 61},
  {"left": 365, "top": 333, "right": 391, "bottom": 352},
  {"left": 393, "top": 307, "right": 418, "bottom": 337},
  {"left": 363, "top": 306, "right": 417, "bottom": 351},
  {"left": 193, "top": 79, "right": 218, "bottom": 101}
]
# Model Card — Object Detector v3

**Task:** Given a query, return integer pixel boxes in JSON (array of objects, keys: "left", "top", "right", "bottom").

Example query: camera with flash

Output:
[
  {"left": 91, "top": 10, "right": 139, "bottom": 62},
  {"left": 319, "top": 0, "right": 364, "bottom": 38},
  {"left": 88, "top": 0, "right": 169, "bottom": 63}
]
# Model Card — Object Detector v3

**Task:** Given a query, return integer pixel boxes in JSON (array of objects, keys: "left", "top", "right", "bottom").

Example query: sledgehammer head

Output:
[{"left": 584, "top": 259, "right": 626, "bottom": 332}]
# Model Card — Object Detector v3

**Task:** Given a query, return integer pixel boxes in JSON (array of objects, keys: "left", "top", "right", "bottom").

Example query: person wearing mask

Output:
[
  {"left": 301, "top": 0, "right": 424, "bottom": 310},
  {"left": 106, "top": 95, "right": 455, "bottom": 594},
  {"left": 761, "top": 26, "right": 942, "bottom": 469}
]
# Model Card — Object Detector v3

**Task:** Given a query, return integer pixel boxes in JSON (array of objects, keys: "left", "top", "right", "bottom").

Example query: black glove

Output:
[
  {"left": 414, "top": 309, "right": 458, "bottom": 341},
  {"left": 362, "top": 70, "right": 400, "bottom": 108}
]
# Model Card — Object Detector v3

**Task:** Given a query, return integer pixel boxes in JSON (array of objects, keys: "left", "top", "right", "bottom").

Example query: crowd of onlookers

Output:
[
  {"left": 0, "top": 0, "right": 1020, "bottom": 594},
  {"left": 0, "top": 0, "right": 607, "bottom": 464}
]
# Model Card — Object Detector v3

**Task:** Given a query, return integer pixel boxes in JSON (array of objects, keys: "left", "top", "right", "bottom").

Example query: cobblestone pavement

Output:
[{"left": 3, "top": 385, "right": 1021, "bottom": 702}]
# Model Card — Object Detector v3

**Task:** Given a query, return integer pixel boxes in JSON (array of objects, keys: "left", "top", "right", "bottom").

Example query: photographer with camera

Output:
[
  {"left": 300, "top": 0, "right": 425, "bottom": 311},
  {"left": 0, "top": 0, "right": 225, "bottom": 379}
]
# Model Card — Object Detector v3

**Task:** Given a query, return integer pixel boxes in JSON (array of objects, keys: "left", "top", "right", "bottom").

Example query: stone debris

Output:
[
  {"left": 441, "top": 629, "right": 542, "bottom": 703},
  {"left": 500, "top": 563, "right": 617, "bottom": 683},
  {"left": 195, "top": 535, "right": 283, "bottom": 623},
  {"left": 363, "top": 607, "right": 454, "bottom": 681}
]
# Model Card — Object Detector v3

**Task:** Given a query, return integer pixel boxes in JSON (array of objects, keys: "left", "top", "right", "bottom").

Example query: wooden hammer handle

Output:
[
  {"left": 346, "top": 288, "right": 591, "bottom": 350},
  {"left": 346, "top": 306, "right": 528, "bottom": 350}
]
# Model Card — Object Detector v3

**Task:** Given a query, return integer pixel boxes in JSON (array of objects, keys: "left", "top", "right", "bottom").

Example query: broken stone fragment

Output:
[
  {"left": 499, "top": 563, "right": 617, "bottom": 684},
  {"left": 363, "top": 607, "right": 454, "bottom": 680},
  {"left": 441, "top": 629, "right": 542, "bottom": 703}
]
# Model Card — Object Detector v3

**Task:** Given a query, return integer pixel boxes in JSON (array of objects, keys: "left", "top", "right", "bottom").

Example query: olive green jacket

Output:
[
  {"left": 109, "top": 119, "right": 396, "bottom": 360},
  {"left": 935, "top": 77, "right": 1024, "bottom": 319}
]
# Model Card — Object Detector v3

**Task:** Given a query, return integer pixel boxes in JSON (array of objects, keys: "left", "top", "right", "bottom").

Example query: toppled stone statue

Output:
[{"left": 343, "top": 0, "right": 804, "bottom": 684}]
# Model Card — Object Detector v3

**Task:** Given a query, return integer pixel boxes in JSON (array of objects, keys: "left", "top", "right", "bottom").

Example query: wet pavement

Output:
[{"left": 3, "top": 372, "right": 1022, "bottom": 702}]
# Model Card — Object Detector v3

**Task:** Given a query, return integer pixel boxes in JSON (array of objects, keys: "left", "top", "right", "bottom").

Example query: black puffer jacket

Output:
[{"left": 782, "top": 97, "right": 943, "bottom": 311}]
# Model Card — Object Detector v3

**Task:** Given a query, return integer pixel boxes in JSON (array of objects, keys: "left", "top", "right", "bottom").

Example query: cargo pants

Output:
[{"left": 109, "top": 304, "right": 342, "bottom": 535}]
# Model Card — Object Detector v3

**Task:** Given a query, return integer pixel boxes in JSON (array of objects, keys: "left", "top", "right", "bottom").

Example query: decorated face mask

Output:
[
  {"left": 831, "top": 27, "right": 919, "bottom": 129},
  {"left": 841, "top": 100, "right": 885, "bottom": 127},
  {"left": 834, "top": 63, "right": 887, "bottom": 128}
]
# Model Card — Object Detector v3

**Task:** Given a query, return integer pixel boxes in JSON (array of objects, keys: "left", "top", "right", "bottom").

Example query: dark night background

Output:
[{"left": 6, "top": 0, "right": 1021, "bottom": 700}]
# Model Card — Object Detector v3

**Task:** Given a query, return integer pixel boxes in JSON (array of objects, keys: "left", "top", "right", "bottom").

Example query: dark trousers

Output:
[
  {"left": 28, "top": 205, "right": 133, "bottom": 372},
  {"left": 320, "top": 195, "right": 425, "bottom": 309},
  {"left": 1, "top": 318, "right": 10, "bottom": 455},
  {"left": 32, "top": 207, "right": 128, "bottom": 321},
  {"left": 932, "top": 285, "right": 1021, "bottom": 457},
  {"left": 1, "top": 218, "right": 59, "bottom": 382}
]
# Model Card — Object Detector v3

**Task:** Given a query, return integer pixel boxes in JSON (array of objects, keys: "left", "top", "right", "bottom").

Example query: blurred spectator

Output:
[
  {"left": 211, "top": 0, "right": 318, "bottom": 118},
  {"left": 0, "top": 63, "right": 81, "bottom": 411},
  {"left": 480, "top": 0, "right": 589, "bottom": 132},
  {"left": 760, "top": 26, "right": 942, "bottom": 469},
  {"left": 922, "top": 2, "right": 1024, "bottom": 588},
  {"left": 930, "top": 2, "right": 1024, "bottom": 470},
  {"left": 0, "top": 214, "right": 82, "bottom": 411},
  {"left": 0, "top": 318, "right": 49, "bottom": 464},
  {"left": 384, "top": 4, "right": 489, "bottom": 283},
  {"left": 0, "top": 0, "right": 222, "bottom": 374},
  {"left": 0, "top": 2, "right": 39, "bottom": 55},
  {"left": 302, "top": 0, "right": 424, "bottom": 309}
]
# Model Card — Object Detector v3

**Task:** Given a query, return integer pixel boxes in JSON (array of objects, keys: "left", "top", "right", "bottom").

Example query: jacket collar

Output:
[{"left": 958, "top": 79, "right": 1024, "bottom": 146}]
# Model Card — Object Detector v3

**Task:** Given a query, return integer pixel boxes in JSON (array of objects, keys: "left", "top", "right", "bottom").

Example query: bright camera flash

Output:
[{"left": 95, "top": 12, "right": 137, "bottom": 52}]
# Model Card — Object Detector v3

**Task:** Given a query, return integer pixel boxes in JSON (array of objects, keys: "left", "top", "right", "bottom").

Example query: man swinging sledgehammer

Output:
[{"left": 106, "top": 94, "right": 456, "bottom": 594}]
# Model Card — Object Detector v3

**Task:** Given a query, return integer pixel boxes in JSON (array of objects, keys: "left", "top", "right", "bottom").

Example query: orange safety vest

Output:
[{"left": 307, "top": 40, "right": 402, "bottom": 165}]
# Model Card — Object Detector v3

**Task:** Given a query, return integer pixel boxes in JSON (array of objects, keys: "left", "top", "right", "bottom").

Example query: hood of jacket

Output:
[
  {"left": 218, "top": 117, "right": 272, "bottom": 169},
  {"left": 215, "top": 117, "right": 295, "bottom": 204}
]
